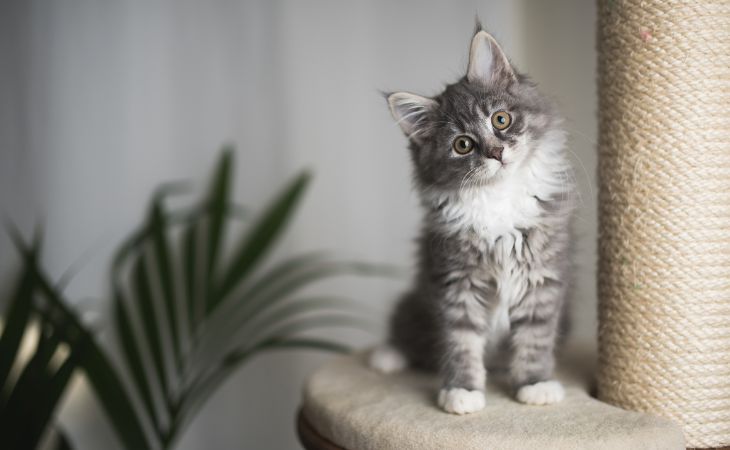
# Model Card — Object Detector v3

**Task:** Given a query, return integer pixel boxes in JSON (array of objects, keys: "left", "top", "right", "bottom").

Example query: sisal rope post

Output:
[{"left": 596, "top": 0, "right": 730, "bottom": 447}]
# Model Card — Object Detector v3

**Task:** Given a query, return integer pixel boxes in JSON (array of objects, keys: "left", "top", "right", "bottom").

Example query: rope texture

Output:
[{"left": 597, "top": 0, "right": 730, "bottom": 447}]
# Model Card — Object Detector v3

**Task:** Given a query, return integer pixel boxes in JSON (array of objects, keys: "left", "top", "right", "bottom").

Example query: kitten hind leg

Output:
[{"left": 379, "top": 290, "right": 440, "bottom": 372}]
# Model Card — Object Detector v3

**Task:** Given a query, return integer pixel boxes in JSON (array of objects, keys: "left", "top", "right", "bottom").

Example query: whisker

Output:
[{"left": 564, "top": 148, "right": 595, "bottom": 202}]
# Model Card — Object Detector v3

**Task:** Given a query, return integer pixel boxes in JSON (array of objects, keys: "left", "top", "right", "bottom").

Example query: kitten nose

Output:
[{"left": 486, "top": 146, "right": 504, "bottom": 162}]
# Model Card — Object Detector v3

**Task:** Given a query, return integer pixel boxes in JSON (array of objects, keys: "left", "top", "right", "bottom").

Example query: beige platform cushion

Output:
[{"left": 302, "top": 351, "right": 685, "bottom": 450}]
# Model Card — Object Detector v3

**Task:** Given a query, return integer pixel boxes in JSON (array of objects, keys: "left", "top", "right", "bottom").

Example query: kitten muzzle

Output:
[{"left": 486, "top": 146, "right": 504, "bottom": 163}]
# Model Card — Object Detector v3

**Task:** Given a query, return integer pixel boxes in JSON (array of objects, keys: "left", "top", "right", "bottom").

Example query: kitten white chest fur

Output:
[{"left": 445, "top": 181, "right": 542, "bottom": 244}]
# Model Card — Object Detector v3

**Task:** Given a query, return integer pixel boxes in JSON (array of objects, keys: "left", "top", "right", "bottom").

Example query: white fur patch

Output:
[
  {"left": 437, "top": 182, "right": 542, "bottom": 246},
  {"left": 438, "top": 388, "right": 486, "bottom": 414},
  {"left": 516, "top": 380, "right": 565, "bottom": 405},
  {"left": 369, "top": 344, "right": 407, "bottom": 374}
]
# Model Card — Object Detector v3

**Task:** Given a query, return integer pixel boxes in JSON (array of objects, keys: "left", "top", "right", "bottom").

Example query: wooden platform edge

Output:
[{"left": 297, "top": 408, "right": 346, "bottom": 450}]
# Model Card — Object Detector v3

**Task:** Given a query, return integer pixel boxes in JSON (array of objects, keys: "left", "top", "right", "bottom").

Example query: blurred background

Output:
[{"left": 0, "top": 0, "right": 596, "bottom": 448}]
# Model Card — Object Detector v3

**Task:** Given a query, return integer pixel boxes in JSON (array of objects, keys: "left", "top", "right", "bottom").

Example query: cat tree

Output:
[
  {"left": 297, "top": 1, "right": 729, "bottom": 448},
  {"left": 596, "top": 0, "right": 730, "bottom": 447}
]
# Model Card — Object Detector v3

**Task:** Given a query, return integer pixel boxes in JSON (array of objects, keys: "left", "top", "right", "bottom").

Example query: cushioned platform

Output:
[{"left": 301, "top": 351, "right": 685, "bottom": 450}]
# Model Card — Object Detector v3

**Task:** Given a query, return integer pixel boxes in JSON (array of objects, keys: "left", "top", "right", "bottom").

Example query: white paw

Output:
[
  {"left": 437, "top": 388, "right": 486, "bottom": 415},
  {"left": 369, "top": 344, "right": 407, "bottom": 374},
  {"left": 516, "top": 380, "right": 565, "bottom": 405}
]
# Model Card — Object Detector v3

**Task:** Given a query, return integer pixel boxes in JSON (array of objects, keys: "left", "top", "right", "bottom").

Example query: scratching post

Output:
[{"left": 596, "top": 0, "right": 730, "bottom": 447}]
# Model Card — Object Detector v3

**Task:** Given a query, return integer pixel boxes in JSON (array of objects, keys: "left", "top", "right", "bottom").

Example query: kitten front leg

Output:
[
  {"left": 508, "top": 285, "right": 565, "bottom": 405},
  {"left": 438, "top": 326, "right": 488, "bottom": 414}
]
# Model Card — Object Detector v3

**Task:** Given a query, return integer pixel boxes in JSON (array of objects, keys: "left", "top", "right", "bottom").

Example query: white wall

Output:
[{"left": 0, "top": 1, "right": 596, "bottom": 448}]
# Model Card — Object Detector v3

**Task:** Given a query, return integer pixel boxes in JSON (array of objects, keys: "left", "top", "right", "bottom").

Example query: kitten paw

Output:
[
  {"left": 437, "top": 388, "right": 486, "bottom": 414},
  {"left": 369, "top": 345, "right": 407, "bottom": 374},
  {"left": 516, "top": 380, "right": 565, "bottom": 405}
]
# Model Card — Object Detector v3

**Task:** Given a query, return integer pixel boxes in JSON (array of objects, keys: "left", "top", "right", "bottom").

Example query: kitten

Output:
[{"left": 370, "top": 24, "right": 575, "bottom": 414}]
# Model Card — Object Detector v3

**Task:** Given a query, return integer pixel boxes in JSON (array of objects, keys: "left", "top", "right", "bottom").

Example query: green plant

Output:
[
  {"left": 7, "top": 229, "right": 150, "bottom": 450},
  {"left": 1, "top": 229, "right": 132, "bottom": 450},
  {"left": 0, "top": 237, "right": 76, "bottom": 450},
  {"left": 100, "top": 148, "right": 386, "bottom": 448},
  {"left": 2, "top": 148, "right": 388, "bottom": 449}
]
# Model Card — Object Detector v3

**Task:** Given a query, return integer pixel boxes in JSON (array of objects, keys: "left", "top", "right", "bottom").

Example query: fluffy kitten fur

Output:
[{"left": 370, "top": 25, "right": 576, "bottom": 414}]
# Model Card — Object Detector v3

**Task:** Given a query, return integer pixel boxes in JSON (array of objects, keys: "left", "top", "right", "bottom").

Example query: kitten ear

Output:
[
  {"left": 387, "top": 92, "right": 437, "bottom": 140},
  {"left": 467, "top": 30, "right": 516, "bottom": 85}
]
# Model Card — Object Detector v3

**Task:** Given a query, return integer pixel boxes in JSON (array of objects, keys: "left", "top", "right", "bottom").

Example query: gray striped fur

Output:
[{"left": 381, "top": 25, "right": 576, "bottom": 406}]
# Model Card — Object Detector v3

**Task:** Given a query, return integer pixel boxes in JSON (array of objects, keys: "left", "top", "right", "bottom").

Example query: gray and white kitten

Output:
[{"left": 370, "top": 26, "right": 575, "bottom": 414}]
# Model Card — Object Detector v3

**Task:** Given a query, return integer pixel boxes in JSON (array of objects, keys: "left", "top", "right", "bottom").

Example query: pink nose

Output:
[{"left": 487, "top": 146, "right": 504, "bottom": 162}]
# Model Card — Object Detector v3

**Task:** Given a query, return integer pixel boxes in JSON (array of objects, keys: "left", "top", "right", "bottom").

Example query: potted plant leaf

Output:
[{"left": 3, "top": 147, "right": 388, "bottom": 449}]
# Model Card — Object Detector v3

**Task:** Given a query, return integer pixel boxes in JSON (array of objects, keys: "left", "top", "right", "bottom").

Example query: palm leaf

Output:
[
  {"left": 8, "top": 232, "right": 152, "bottom": 450},
  {"left": 77, "top": 150, "right": 387, "bottom": 448},
  {"left": 192, "top": 252, "right": 326, "bottom": 342},
  {"left": 0, "top": 248, "right": 37, "bottom": 393},
  {"left": 114, "top": 287, "right": 160, "bottom": 434},
  {"left": 109, "top": 182, "right": 193, "bottom": 275},
  {"left": 202, "top": 260, "right": 391, "bottom": 351},
  {"left": 2, "top": 323, "right": 59, "bottom": 448},
  {"left": 187, "top": 312, "right": 366, "bottom": 406},
  {"left": 189, "top": 295, "right": 372, "bottom": 383},
  {"left": 205, "top": 146, "right": 233, "bottom": 278},
  {"left": 130, "top": 250, "right": 170, "bottom": 406},
  {"left": 0, "top": 230, "right": 84, "bottom": 449},
  {"left": 244, "top": 313, "right": 372, "bottom": 350},
  {"left": 223, "top": 335, "right": 352, "bottom": 370},
  {"left": 149, "top": 199, "right": 182, "bottom": 369},
  {"left": 54, "top": 431, "right": 74, "bottom": 450},
  {"left": 233, "top": 261, "right": 390, "bottom": 328},
  {"left": 22, "top": 336, "right": 78, "bottom": 449},
  {"left": 181, "top": 222, "right": 202, "bottom": 335},
  {"left": 213, "top": 171, "right": 311, "bottom": 310},
  {"left": 233, "top": 296, "right": 375, "bottom": 343}
]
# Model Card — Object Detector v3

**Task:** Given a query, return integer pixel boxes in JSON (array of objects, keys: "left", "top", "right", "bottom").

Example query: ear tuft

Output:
[
  {"left": 473, "top": 16, "right": 484, "bottom": 36},
  {"left": 467, "top": 30, "right": 516, "bottom": 86},
  {"left": 387, "top": 92, "right": 437, "bottom": 141}
]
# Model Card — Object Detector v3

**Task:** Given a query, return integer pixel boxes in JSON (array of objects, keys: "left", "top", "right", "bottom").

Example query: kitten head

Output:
[{"left": 387, "top": 26, "right": 561, "bottom": 192}]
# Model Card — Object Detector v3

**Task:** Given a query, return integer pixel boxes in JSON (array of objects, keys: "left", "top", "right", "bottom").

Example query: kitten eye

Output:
[
  {"left": 452, "top": 136, "right": 475, "bottom": 155},
  {"left": 491, "top": 111, "right": 512, "bottom": 130}
]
